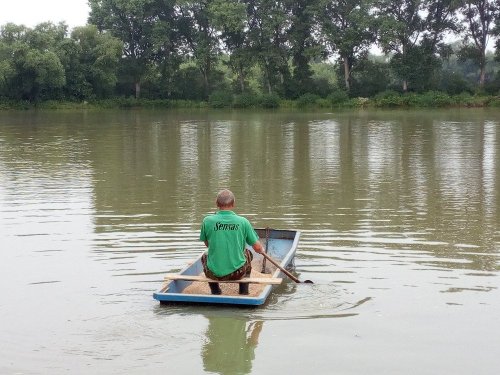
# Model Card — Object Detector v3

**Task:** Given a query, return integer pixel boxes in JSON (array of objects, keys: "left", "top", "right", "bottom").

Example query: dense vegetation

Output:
[{"left": 1, "top": 0, "right": 500, "bottom": 109}]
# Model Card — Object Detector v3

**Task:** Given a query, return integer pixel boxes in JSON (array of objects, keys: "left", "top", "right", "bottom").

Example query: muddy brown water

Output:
[{"left": 0, "top": 109, "right": 499, "bottom": 374}]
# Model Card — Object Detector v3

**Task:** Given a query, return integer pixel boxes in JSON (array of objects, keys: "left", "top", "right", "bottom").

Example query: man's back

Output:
[{"left": 200, "top": 210, "right": 258, "bottom": 277}]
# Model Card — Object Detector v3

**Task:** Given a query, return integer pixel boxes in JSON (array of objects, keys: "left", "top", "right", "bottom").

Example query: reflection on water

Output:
[
  {"left": 202, "top": 317, "right": 263, "bottom": 375},
  {"left": 0, "top": 109, "right": 499, "bottom": 373}
]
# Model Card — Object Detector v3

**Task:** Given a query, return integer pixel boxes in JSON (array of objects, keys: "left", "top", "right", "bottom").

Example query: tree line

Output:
[{"left": 1, "top": 0, "right": 500, "bottom": 105}]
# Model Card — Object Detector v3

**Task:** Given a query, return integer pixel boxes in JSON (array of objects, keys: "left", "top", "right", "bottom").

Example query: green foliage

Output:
[
  {"left": 172, "top": 65, "right": 206, "bottom": 100},
  {"left": 404, "top": 91, "right": 453, "bottom": 107},
  {"left": 0, "top": 22, "right": 67, "bottom": 101},
  {"left": 390, "top": 43, "right": 442, "bottom": 92},
  {"left": 452, "top": 92, "right": 490, "bottom": 107},
  {"left": 319, "top": 0, "right": 377, "bottom": 91},
  {"left": 438, "top": 71, "right": 473, "bottom": 95},
  {"left": 2, "top": 0, "right": 500, "bottom": 106},
  {"left": 208, "top": 90, "right": 233, "bottom": 108},
  {"left": 483, "top": 73, "right": 500, "bottom": 95},
  {"left": 89, "top": 0, "right": 179, "bottom": 98},
  {"left": 350, "top": 56, "right": 392, "bottom": 97},
  {"left": 296, "top": 93, "right": 320, "bottom": 107},
  {"left": 373, "top": 90, "right": 405, "bottom": 107},
  {"left": 488, "top": 97, "right": 500, "bottom": 107},
  {"left": 258, "top": 93, "right": 281, "bottom": 108},
  {"left": 233, "top": 93, "right": 258, "bottom": 108},
  {"left": 327, "top": 89, "right": 349, "bottom": 105}
]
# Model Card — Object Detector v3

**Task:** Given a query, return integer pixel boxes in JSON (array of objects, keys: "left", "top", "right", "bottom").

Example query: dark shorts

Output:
[{"left": 201, "top": 249, "right": 253, "bottom": 281}]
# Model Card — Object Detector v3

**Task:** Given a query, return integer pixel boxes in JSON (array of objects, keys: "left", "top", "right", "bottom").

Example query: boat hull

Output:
[{"left": 153, "top": 228, "right": 300, "bottom": 306}]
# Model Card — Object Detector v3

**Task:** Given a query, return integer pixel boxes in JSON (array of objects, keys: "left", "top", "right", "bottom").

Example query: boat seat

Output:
[{"left": 164, "top": 274, "right": 282, "bottom": 285}]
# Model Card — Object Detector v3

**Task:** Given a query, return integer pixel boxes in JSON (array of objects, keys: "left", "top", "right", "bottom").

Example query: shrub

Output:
[
  {"left": 376, "top": 91, "right": 454, "bottom": 108},
  {"left": 296, "top": 93, "right": 320, "bottom": 108},
  {"left": 425, "top": 91, "right": 453, "bottom": 107},
  {"left": 327, "top": 89, "right": 349, "bottom": 105},
  {"left": 439, "top": 71, "right": 473, "bottom": 95},
  {"left": 488, "top": 97, "right": 500, "bottom": 107},
  {"left": 208, "top": 90, "right": 233, "bottom": 108},
  {"left": 233, "top": 93, "right": 257, "bottom": 108},
  {"left": 374, "top": 90, "right": 405, "bottom": 107},
  {"left": 315, "top": 98, "right": 331, "bottom": 108},
  {"left": 258, "top": 93, "right": 280, "bottom": 108}
]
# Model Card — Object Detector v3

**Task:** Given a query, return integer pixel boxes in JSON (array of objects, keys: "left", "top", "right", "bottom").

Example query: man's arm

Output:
[
  {"left": 252, "top": 241, "right": 264, "bottom": 254},
  {"left": 204, "top": 240, "right": 208, "bottom": 247}
]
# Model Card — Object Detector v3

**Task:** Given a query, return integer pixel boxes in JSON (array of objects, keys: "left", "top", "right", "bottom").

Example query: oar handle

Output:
[{"left": 261, "top": 252, "right": 301, "bottom": 283}]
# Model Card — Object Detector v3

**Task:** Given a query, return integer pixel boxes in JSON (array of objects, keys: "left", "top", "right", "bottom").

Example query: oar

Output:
[
  {"left": 261, "top": 252, "right": 313, "bottom": 284},
  {"left": 261, "top": 227, "right": 270, "bottom": 273}
]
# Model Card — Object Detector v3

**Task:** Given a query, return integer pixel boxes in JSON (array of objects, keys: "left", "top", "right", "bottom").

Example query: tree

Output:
[
  {"left": 350, "top": 55, "right": 392, "bottom": 96},
  {"left": 495, "top": 14, "right": 500, "bottom": 62},
  {"left": 286, "top": 0, "right": 319, "bottom": 97},
  {"left": 208, "top": 0, "right": 252, "bottom": 92},
  {"left": 376, "top": 0, "right": 426, "bottom": 91},
  {"left": 89, "top": 0, "right": 177, "bottom": 98},
  {"left": 177, "top": 0, "right": 220, "bottom": 97},
  {"left": 319, "top": 0, "right": 377, "bottom": 92},
  {"left": 424, "top": 0, "right": 461, "bottom": 47},
  {"left": 246, "top": 0, "right": 291, "bottom": 95},
  {"left": 376, "top": 0, "right": 458, "bottom": 92},
  {"left": 69, "top": 25, "right": 123, "bottom": 99},
  {"left": 150, "top": 0, "right": 183, "bottom": 98},
  {"left": 458, "top": 0, "right": 500, "bottom": 87},
  {"left": 0, "top": 23, "right": 66, "bottom": 101}
]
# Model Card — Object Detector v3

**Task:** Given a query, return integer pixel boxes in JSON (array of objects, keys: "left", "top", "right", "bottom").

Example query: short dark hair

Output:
[{"left": 216, "top": 189, "right": 235, "bottom": 208}]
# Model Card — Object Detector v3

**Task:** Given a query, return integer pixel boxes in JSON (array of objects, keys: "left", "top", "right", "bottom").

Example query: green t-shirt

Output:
[{"left": 199, "top": 210, "right": 259, "bottom": 277}]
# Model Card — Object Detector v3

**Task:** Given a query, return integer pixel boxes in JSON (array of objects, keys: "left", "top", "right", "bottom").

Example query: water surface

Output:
[{"left": 0, "top": 109, "right": 499, "bottom": 374}]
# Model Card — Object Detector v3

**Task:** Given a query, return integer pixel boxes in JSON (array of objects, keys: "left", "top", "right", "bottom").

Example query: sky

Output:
[{"left": 0, "top": 0, "right": 90, "bottom": 29}]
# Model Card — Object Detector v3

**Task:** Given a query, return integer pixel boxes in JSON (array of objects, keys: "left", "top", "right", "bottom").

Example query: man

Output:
[{"left": 200, "top": 189, "right": 264, "bottom": 295}]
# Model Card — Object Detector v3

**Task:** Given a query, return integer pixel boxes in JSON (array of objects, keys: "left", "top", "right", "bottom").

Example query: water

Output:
[{"left": 0, "top": 109, "right": 499, "bottom": 374}]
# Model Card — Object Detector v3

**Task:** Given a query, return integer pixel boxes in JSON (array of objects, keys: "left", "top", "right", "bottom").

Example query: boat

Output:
[{"left": 153, "top": 228, "right": 301, "bottom": 306}]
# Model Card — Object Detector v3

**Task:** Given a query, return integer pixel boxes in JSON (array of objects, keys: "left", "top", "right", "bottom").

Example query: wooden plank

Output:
[{"left": 164, "top": 274, "right": 282, "bottom": 285}]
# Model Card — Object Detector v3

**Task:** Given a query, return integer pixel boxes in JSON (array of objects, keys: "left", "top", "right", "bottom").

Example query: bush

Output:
[
  {"left": 258, "top": 93, "right": 280, "bottom": 108},
  {"left": 426, "top": 91, "right": 453, "bottom": 107},
  {"left": 233, "top": 93, "right": 257, "bottom": 108},
  {"left": 310, "top": 77, "right": 335, "bottom": 97},
  {"left": 327, "top": 89, "right": 349, "bottom": 105},
  {"left": 296, "top": 93, "right": 320, "bottom": 108},
  {"left": 0, "top": 100, "right": 32, "bottom": 110},
  {"left": 488, "top": 97, "right": 500, "bottom": 107},
  {"left": 315, "top": 98, "right": 331, "bottom": 108},
  {"left": 374, "top": 90, "right": 405, "bottom": 107},
  {"left": 439, "top": 71, "right": 473, "bottom": 95},
  {"left": 208, "top": 90, "right": 233, "bottom": 108}
]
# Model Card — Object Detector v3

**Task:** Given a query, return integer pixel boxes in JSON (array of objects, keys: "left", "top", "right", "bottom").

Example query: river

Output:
[{"left": 0, "top": 109, "right": 499, "bottom": 374}]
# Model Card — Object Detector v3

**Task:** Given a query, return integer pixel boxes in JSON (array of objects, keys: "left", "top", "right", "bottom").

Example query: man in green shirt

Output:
[{"left": 200, "top": 189, "right": 264, "bottom": 295}]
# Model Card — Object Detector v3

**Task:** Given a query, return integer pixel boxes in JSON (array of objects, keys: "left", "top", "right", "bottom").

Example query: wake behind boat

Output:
[{"left": 153, "top": 228, "right": 301, "bottom": 306}]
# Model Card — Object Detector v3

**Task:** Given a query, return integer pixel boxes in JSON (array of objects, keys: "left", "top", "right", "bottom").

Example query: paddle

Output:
[
  {"left": 261, "top": 252, "right": 313, "bottom": 284},
  {"left": 261, "top": 227, "right": 270, "bottom": 273}
]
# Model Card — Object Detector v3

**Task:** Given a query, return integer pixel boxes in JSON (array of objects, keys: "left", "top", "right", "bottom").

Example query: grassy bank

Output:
[{"left": 1, "top": 91, "right": 500, "bottom": 111}]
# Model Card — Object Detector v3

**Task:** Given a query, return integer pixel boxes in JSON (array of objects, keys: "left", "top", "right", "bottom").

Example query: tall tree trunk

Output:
[
  {"left": 403, "top": 80, "right": 408, "bottom": 92},
  {"left": 263, "top": 56, "right": 272, "bottom": 94},
  {"left": 135, "top": 81, "right": 141, "bottom": 99},
  {"left": 479, "top": 56, "right": 486, "bottom": 87},
  {"left": 343, "top": 58, "right": 350, "bottom": 91},
  {"left": 203, "top": 71, "right": 209, "bottom": 96},
  {"left": 238, "top": 65, "right": 245, "bottom": 92}
]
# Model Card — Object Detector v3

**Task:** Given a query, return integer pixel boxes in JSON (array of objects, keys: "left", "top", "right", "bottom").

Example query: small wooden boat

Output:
[{"left": 153, "top": 228, "right": 301, "bottom": 306}]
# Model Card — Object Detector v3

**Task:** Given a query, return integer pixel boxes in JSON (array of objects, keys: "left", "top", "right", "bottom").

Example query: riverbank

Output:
[{"left": 1, "top": 91, "right": 499, "bottom": 110}]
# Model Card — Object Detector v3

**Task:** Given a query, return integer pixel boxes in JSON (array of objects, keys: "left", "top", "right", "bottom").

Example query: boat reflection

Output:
[{"left": 202, "top": 316, "right": 263, "bottom": 375}]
